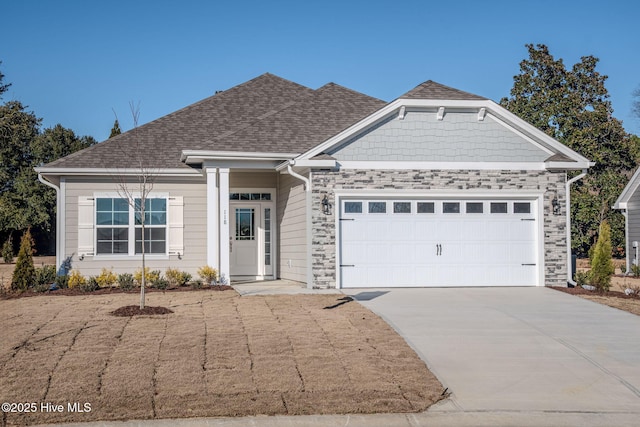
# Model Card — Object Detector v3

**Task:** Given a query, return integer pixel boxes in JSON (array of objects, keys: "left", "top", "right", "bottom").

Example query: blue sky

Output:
[{"left": 2, "top": 0, "right": 639, "bottom": 142}]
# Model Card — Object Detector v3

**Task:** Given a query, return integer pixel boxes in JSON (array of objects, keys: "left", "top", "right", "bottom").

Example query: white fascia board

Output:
[
  {"left": 484, "top": 100, "right": 592, "bottom": 165},
  {"left": 544, "top": 160, "right": 594, "bottom": 170},
  {"left": 34, "top": 167, "right": 201, "bottom": 177},
  {"left": 334, "top": 188, "right": 544, "bottom": 199},
  {"left": 181, "top": 150, "right": 299, "bottom": 164},
  {"left": 274, "top": 159, "right": 337, "bottom": 172},
  {"left": 336, "top": 161, "right": 547, "bottom": 171},
  {"left": 614, "top": 166, "right": 640, "bottom": 209}
]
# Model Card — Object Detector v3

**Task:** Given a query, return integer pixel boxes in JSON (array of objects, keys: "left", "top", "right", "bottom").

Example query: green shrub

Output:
[
  {"left": 589, "top": 220, "right": 615, "bottom": 292},
  {"left": 118, "top": 273, "right": 135, "bottom": 290},
  {"left": 165, "top": 267, "right": 192, "bottom": 288},
  {"left": 11, "top": 229, "right": 36, "bottom": 291},
  {"left": 574, "top": 270, "right": 591, "bottom": 287},
  {"left": 96, "top": 268, "right": 118, "bottom": 288},
  {"left": 55, "top": 274, "right": 69, "bottom": 289},
  {"left": 151, "top": 276, "right": 169, "bottom": 290},
  {"left": 632, "top": 264, "right": 640, "bottom": 278},
  {"left": 197, "top": 265, "right": 218, "bottom": 284},
  {"left": 34, "top": 265, "right": 56, "bottom": 288},
  {"left": 191, "top": 279, "right": 203, "bottom": 289},
  {"left": 2, "top": 235, "right": 14, "bottom": 264},
  {"left": 82, "top": 276, "right": 100, "bottom": 292},
  {"left": 134, "top": 267, "right": 161, "bottom": 287},
  {"left": 68, "top": 270, "right": 87, "bottom": 289}
]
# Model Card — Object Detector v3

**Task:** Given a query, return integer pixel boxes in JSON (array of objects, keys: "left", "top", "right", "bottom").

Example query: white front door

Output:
[{"left": 230, "top": 204, "right": 260, "bottom": 276}]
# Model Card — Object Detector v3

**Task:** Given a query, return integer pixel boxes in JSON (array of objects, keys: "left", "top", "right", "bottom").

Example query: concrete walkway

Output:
[{"left": 232, "top": 279, "right": 341, "bottom": 296}]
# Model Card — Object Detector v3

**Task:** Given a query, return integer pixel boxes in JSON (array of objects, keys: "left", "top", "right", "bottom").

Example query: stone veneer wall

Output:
[{"left": 310, "top": 169, "right": 567, "bottom": 289}]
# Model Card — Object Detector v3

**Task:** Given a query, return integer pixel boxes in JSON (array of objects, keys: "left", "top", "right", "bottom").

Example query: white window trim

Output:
[{"left": 94, "top": 192, "right": 170, "bottom": 260}]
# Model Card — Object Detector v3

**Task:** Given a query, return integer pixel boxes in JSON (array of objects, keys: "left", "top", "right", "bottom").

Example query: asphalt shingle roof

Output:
[
  {"left": 399, "top": 80, "right": 487, "bottom": 100},
  {"left": 45, "top": 73, "right": 384, "bottom": 169}
]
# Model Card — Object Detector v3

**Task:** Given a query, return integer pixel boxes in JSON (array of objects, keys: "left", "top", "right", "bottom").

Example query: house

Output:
[
  {"left": 36, "top": 73, "right": 592, "bottom": 288},
  {"left": 614, "top": 167, "right": 640, "bottom": 272}
]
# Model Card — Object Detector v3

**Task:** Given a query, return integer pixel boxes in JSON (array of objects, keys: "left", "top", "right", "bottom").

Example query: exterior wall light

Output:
[
  {"left": 552, "top": 195, "right": 561, "bottom": 215},
  {"left": 322, "top": 194, "right": 332, "bottom": 215}
]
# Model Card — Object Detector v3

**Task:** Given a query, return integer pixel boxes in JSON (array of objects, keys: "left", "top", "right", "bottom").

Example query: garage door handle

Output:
[
  {"left": 521, "top": 218, "right": 535, "bottom": 221},
  {"left": 522, "top": 263, "right": 536, "bottom": 266},
  {"left": 341, "top": 264, "right": 355, "bottom": 267},
  {"left": 340, "top": 218, "right": 355, "bottom": 221}
]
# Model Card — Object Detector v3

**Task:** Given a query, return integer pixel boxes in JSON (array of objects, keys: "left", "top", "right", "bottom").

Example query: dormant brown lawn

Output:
[{"left": 0, "top": 289, "right": 443, "bottom": 426}]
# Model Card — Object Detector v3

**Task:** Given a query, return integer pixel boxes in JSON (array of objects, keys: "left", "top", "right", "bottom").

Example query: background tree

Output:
[
  {"left": 0, "top": 61, "right": 10, "bottom": 98},
  {"left": 501, "top": 44, "right": 635, "bottom": 256},
  {"left": 0, "top": 63, "right": 96, "bottom": 253},
  {"left": 109, "top": 118, "right": 121, "bottom": 138}
]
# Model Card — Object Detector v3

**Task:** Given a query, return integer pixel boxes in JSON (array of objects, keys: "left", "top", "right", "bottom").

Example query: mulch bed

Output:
[
  {"left": 110, "top": 305, "right": 174, "bottom": 316},
  {"left": 553, "top": 286, "right": 640, "bottom": 300},
  {"left": 0, "top": 284, "right": 233, "bottom": 300}
]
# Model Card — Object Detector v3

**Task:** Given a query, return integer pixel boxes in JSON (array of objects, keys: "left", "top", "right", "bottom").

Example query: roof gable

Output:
[
  {"left": 614, "top": 166, "right": 640, "bottom": 209},
  {"left": 400, "top": 80, "right": 487, "bottom": 101}
]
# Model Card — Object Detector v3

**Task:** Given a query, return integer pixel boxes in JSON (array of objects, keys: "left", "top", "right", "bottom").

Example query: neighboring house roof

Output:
[
  {"left": 614, "top": 165, "right": 640, "bottom": 209},
  {"left": 42, "top": 73, "right": 383, "bottom": 170},
  {"left": 399, "top": 80, "right": 487, "bottom": 100}
]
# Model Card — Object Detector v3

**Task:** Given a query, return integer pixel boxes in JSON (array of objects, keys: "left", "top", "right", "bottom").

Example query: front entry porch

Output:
[{"left": 206, "top": 166, "right": 276, "bottom": 283}]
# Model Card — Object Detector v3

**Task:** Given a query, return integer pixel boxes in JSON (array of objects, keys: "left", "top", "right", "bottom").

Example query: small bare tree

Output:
[{"left": 113, "top": 102, "right": 158, "bottom": 309}]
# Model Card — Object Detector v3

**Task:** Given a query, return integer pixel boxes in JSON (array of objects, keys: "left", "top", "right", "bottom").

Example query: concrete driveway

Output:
[{"left": 344, "top": 287, "right": 640, "bottom": 425}]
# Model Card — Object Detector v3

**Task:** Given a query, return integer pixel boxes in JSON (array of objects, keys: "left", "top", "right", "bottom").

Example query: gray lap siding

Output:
[{"left": 310, "top": 169, "right": 567, "bottom": 288}]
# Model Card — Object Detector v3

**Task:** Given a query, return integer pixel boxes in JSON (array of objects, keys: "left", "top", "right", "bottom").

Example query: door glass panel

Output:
[
  {"left": 368, "top": 202, "right": 386, "bottom": 213},
  {"left": 264, "top": 208, "right": 271, "bottom": 266},
  {"left": 466, "top": 202, "right": 483, "bottom": 213},
  {"left": 235, "top": 208, "right": 255, "bottom": 240},
  {"left": 344, "top": 201, "right": 362, "bottom": 213},
  {"left": 514, "top": 202, "right": 531, "bottom": 214},
  {"left": 417, "top": 202, "right": 435, "bottom": 213},
  {"left": 490, "top": 202, "right": 508, "bottom": 213},
  {"left": 443, "top": 202, "right": 460, "bottom": 214},
  {"left": 393, "top": 202, "right": 411, "bottom": 213}
]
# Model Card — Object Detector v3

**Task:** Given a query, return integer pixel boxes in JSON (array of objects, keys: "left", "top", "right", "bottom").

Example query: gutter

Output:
[
  {"left": 285, "top": 160, "right": 313, "bottom": 289},
  {"left": 37, "top": 173, "right": 62, "bottom": 269},
  {"left": 566, "top": 169, "right": 588, "bottom": 286}
]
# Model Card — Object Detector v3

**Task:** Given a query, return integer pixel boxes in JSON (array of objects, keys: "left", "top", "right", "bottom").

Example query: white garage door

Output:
[{"left": 339, "top": 199, "right": 539, "bottom": 288}]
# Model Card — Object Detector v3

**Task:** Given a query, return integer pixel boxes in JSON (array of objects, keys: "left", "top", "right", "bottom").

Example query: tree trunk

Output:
[{"left": 140, "top": 216, "right": 146, "bottom": 309}]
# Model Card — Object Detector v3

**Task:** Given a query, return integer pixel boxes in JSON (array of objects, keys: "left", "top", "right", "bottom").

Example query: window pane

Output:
[
  {"left": 230, "top": 193, "right": 239, "bottom": 200},
  {"left": 114, "top": 212, "right": 129, "bottom": 225},
  {"left": 466, "top": 202, "right": 483, "bottom": 213},
  {"left": 251, "top": 193, "right": 261, "bottom": 200},
  {"left": 240, "top": 193, "right": 250, "bottom": 200},
  {"left": 443, "top": 202, "right": 460, "bottom": 213},
  {"left": 114, "top": 198, "right": 129, "bottom": 211},
  {"left": 368, "top": 202, "right": 386, "bottom": 213},
  {"left": 393, "top": 202, "right": 411, "bottom": 213},
  {"left": 261, "top": 193, "right": 271, "bottom": 201},
  {"left": 514, "top": 202, "right": 531, "bottom": 214},
  {"left": 236, "top": 208, "right": 255, "bottom": 240},
  {"left": 96, "top": 198, "right": 111, "bottom": 211},
  {"left": 344, "top": 202, "right": 362, "bottom": 213},
  {"left": 417, "top": 202, "right": 435, "bottom": 213},
  {"left": 151, "top": 199, "right": 166, "bottom": 211},
  {"left": 96, "top": 212, "right": 112, "bottom": 225},
  {"left": 96, "top": 227, "right": 128, "bottom": 254},
  {"left": 490, "top": 202, "right": 508, "bottom": 213},
  {"left": 150, "top": 212, "right": 166, "bottom": 225},
  {"left": 97, "top": 242, "right": 112, "bottom": 254},
  {"left": 113, "top": 241, "right": 129, "bottom": 254}
]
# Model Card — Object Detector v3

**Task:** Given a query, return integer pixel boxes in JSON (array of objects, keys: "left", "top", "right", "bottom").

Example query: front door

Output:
[{"left": 230, "top": 205, "right": 260, "bottom": 276}]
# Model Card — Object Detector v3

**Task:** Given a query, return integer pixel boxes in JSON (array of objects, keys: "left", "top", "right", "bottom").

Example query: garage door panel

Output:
[{"left": 340, "top": 198, "right": 539, "bottom": 288}]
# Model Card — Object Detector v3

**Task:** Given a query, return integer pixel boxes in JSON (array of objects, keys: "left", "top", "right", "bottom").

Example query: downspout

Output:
[
  {"left": 287, "top": 161, "right": 314, "bottom": 289},
  {"left": 566, "top": 169, "right": 588, "bottom": 286},
  {"left": 38, "top": 173, "right": 61, "bottom": 269}
]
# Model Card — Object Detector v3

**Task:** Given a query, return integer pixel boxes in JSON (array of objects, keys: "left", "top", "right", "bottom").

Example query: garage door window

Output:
[
  {"left": 443, "top": 202, "right": 460, "bottom": 214},
  {"left": 368, "top": 202, "right": 386, "bottom": 213},
  {"left": 344, "top": 201, "right": 362, "bottom": 214},
  {"left": 514, "top": 202, "right": 531, "bottom": 214},
  {"left": 490, "top": 202, "right": 508, "bottom": 213},
  {"left": 393, "top": 202, "right": 411, "bottom": 213},
  {"left": 417, "top": 202, "right": 435, "bottom": 213},
  {"left": 466, "top": 202, "right": 483, "bottom": 213}
]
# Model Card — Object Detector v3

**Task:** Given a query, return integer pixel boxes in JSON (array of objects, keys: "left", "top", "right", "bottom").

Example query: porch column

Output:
[
  {"left": 218, "top": 168, "right": 230, "bottom": 283},
  {"left": 206, "top": 167, "right": 219, "bottom": 269}
]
